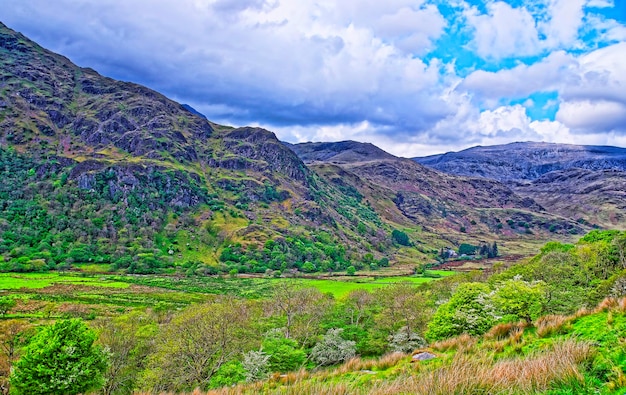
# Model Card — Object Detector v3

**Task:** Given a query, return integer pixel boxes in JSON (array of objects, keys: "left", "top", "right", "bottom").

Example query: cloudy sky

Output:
[{"left": 1, "top": 0, "right": 625, "bottom": 156}]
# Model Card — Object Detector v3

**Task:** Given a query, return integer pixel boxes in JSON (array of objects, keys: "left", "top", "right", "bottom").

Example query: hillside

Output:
[
  {"left": 514, "top": 168, "right": 626, "bottom": 229},
  {"left": 287, "top": 140, "right": 397, "bottom": 164},
  {"left": 292, "top": 141, "right": 587, "bottom": 249},
  {"left": 0, "top": 22, "right": 393, "bottom": 274},
  {"left": 414, "top": 142, "right": 626, "bottom": 182}
]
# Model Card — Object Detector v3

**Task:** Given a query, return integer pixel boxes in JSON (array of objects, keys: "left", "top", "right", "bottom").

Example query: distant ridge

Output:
[
  {"left": 288, "top": 140, "right": 397, "bottom": 164},
  {"left": 414, "top": 142, "right": 626, "bottom": 182}
]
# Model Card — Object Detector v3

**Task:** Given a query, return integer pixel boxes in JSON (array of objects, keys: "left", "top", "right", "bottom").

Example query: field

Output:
[
  {"left": 0, "top": 270, "right": 456, "bottom": 320},
  {"left": 293, "top": 270, "right": 456, "bottom": 297},
  {"left": 0, "top": 272, "right": 130, "bottom": 289}
]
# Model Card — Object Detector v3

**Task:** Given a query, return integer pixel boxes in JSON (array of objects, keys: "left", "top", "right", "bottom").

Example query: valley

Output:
[{"left": 1, "top": 20, "right": 626, "bottom": 395}]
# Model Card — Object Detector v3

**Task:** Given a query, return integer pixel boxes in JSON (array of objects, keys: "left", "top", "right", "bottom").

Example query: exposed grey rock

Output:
[{"left": 412, "top": 352, "right": 436, "bottom": 362}]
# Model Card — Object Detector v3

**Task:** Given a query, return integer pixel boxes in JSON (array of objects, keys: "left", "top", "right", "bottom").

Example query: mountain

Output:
[
  {"left": 0, "top": 22, "right": 389, "bottom": 274},
  {"left": 513, "top": 168, "right": 626, "bottom": 229},
  {"left": 288, "top": 141, "right": 397, "bottom": 163},
  {"left": 413, "top": 142, "right": 626, "bottom": 229},
  {"left": 414, "top": 142, "right": 626, "bottom": 182},
  {"left": 0, "top": 22, "right": 591, "bottom": 275},
  {"left": 291, "top": 142, "right": 587, "bottom": 247}
]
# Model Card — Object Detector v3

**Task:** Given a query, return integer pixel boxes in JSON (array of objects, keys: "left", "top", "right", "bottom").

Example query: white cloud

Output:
[
  {"left": 557, "top": 42, "right": 626, "bottom": 133},
  {"left": 586, "top": 0, "right": 614, "bottom": 8},
  {"left": 557, "top": 100, "right": 626, "bottom": 133},
  {"left": 463, "top": 1, "right": 541, "bottom": 59},
  {"left": 1, "top": 0, "right": 625, "bottom": 157},
  {"left": 374, "top": 5, "right": 447, "bottom": 54},
  {"left": 539, "top": 0, "right": 587, "bottom": 50},
  {"left": 461, "top": 51, "right": 575, "bottom": 101}
]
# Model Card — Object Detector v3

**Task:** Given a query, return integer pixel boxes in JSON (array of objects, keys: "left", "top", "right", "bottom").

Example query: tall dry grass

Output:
[
  {"left": 430, "top": 333, "right": 476, "bottom": 352},
  {"left": 535, "top": 314, "right": 572, "bottom": 338},
  {"left": 368, "top": 339, "right": 593, "bottom": 395}
]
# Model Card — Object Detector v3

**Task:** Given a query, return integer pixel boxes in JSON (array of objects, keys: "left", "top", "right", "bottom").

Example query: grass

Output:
[
  {"left": 290, "top": 271, "right": 455, "bottom": 298},
  {"left": 0, "top": 272, "right": 130, "bottom": 290},
  {"left": 0, "top": 270, "right": 457, "bottom": 322}
]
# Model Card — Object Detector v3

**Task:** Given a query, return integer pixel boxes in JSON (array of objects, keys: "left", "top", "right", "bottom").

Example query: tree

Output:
[
  {"left": 242, "top": 350, "right": 270, "bottom": 382},
  {"left": 0, "top": 320, "right": 31, "bottom": 394},
  {"left": 388, "top": 326, "right": 427, "bottom": 353},
  {"left": 94, "top": 311, "right": 157, "bottom": 395},
  {"left": 425, "top": 282, "right": 496, "bottom": 341},
  {"left": 261, "top": 331, "right": 306, "bottom": 373},
  {"left": 141, "top": 299, "right": 257, "bottom": 392},
  {"left": 310, "top": 328, "right": 356, "bottom": 366},
  {"left": 491, "top": 241, "right": 498, "bottom": 258},
  {"left": 11, "top": 319, "right": 108, "bottom": 395},
  {"left": 268, "top": 282, "right": 333, "bottom": 346},
  {"left": 458, "top": 243, "right": 477, "bottom": 256},
  {"left": 491, "top": 277, "right": 546, "bottom": 324},
  {"left": 391, "top": 229, "right": 411, "bottom": 246},
  {"left": 0, "top": 297, "right": 16, "bottom": 317},
  {"left": 375, "top": 283, "right": 431, "bottom": 337}
]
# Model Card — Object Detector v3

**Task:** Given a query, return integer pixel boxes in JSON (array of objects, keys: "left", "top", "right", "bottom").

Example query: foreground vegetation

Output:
[{"left": 1, "top": 230, "right": 625, "bottom": 394}]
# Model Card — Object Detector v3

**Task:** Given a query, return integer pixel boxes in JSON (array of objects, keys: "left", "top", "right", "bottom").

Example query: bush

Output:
[
  {"left": 310, "top": 328, "right": 356, "bottom": 366},
  {"left": 242, "top": 350, "right": 270, "bottom": 382},
  {"left": 262, "top": 333, "right": 306, "bottom": 373},
  {"left": 388, "top": 327, "right": 427, "bottom": 353},
  {"left": 391, "top": 230, "right": 411, "bottom": 246},
  {"left": 209, "top": 361, "right": 246, "bottom": 388}
]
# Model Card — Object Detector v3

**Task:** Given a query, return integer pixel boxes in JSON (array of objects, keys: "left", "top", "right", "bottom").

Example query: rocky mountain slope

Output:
[
  {"left": 0, "top": 21, "right": 593, "bottom": 274},
  {"left": 513, "top": 168, "right": 626, "bottom": 229},
  {"left": 287, "top": 141, "right": 397, "bottom": 163},
  {"left": 414, "top": 142, "right": 626, "bottom": 182},
  {"left": 413, "top": 142, "right": 626, "bottom": 229},
  {"left": 0, "top": 22, "right": 390, "bottom": 273},
  {"left": 291, "top": 141, "right": 587, "bottom": 247}
]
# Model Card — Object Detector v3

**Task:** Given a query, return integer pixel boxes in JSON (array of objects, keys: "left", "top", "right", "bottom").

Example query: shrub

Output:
[
  {"left": 388, "top": 327, "right": 427, "bottom": 353},
  {"left": 310, "top": 328, "right": 356, "bottom": 366},
  {"left": 391, "top": 230, "right": 411, "bottom": 246},
  {"left": 262, "top": 333, "right": 306, "bottom": 373},
  {"left": 242, "top": 350, "right": 270, "bottom": 382}
]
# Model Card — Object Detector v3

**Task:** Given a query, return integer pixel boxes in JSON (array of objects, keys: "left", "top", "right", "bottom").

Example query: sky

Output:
[{"left": 1, "top": 0, "right": 625, "bottom": 157}]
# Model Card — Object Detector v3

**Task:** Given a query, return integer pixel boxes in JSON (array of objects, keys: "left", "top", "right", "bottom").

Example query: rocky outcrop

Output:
[{"left": 0, "top": 22, "right": 213, "bottom": 163}]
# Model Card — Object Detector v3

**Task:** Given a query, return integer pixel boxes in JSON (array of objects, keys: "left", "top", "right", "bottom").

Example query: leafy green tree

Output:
[
  {"left": 210, "top": 360, "right": 246, "bottom": 387},
  {"left": 0, "top": 297, "right": 16, "bottom": 317},
  {"left": 11, "top": 319, "right": 108, "bottom": 395},
  {"left": 458, "top": 243, "right": 477, "bottom": 256},
  {"left": 425, "top": 283, "right": 495, "bottom": 341},
  {"left": 491, "top": 277, "right": 546, "bottom": 323},
  {"left": 262, "top": 331, "right": 306, "bottom": 373},
  {"left": 391, "top": 229, "right": 411, "bottom": 246}
]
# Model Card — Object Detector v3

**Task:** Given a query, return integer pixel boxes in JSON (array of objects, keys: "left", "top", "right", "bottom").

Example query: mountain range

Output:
[
  {"left": 0, "top": 21, "right": 621, "bottom": 275},
  {"left": 413, "top": 142, "right": 626, "bottom": 229}
]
